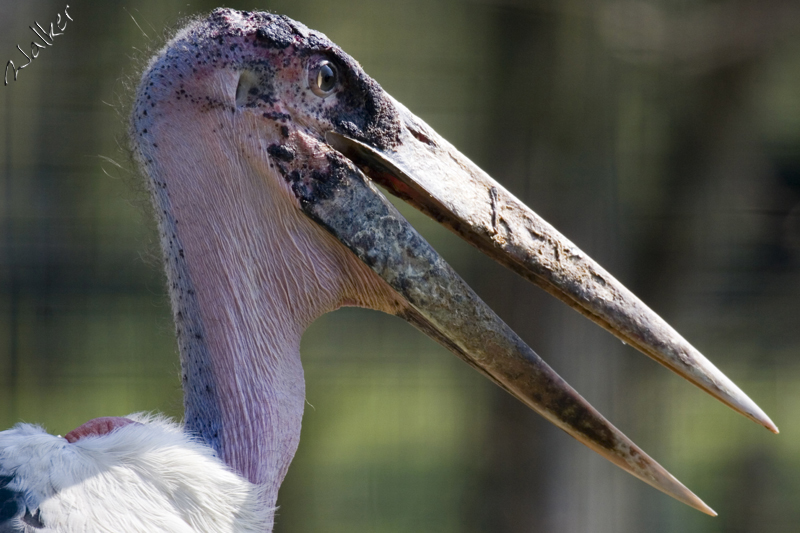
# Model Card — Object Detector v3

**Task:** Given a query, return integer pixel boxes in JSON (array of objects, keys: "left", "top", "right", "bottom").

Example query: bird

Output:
[
  {"left": 0, "top": 8, "right": 779, "bottom": 532},
  {"left": 0, "top": 415, "right": 269, "bottom": 532}
]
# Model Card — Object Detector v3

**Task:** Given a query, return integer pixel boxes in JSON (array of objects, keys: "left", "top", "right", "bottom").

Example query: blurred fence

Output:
[{"left": 2, "top": 1, "right": 800, "bottom": 531}]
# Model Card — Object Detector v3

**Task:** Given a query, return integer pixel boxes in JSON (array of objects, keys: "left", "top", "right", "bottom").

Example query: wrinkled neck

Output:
[
  {"left": 138, "top": 100, "right": 401, "bottom": 529},
  {"left": 153, "top": 172, "right": 313, "bottom": 516}
]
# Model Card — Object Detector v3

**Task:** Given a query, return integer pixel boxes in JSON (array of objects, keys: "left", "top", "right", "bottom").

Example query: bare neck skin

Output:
[{"left": 134, "top": 68, "right": 401, "bottom": 525}]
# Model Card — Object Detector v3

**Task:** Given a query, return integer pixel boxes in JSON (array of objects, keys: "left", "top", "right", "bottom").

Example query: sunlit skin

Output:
[
  {"left": 0, "top": 8, "right": 778, "bottom": 533},
  {"left": 129, "top": 8, "right": 778, "bottom": 524}
]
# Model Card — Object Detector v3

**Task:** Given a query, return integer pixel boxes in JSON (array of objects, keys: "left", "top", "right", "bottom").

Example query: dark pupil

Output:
[{"left": 316, "top": 63, "right": 336, "bottom": 92}]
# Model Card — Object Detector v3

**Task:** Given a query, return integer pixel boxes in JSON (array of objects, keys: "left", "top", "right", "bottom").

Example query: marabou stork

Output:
[{"left": 0, "top": 8, "right": 778, "bottom": 532}]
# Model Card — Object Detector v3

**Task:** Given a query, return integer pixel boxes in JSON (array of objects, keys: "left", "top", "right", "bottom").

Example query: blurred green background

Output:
[{"left": 2, "top": 0, "right": 800, "bottom": 531}]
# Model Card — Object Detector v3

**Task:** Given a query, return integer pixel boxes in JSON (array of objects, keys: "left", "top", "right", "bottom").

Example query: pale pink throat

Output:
[{"left": 132, "top": 30, "right": 403, "bottom": 520}]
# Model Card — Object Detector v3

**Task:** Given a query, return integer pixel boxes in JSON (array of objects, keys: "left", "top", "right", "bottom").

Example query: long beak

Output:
[
  {"left": 287, "top": 100, "right": 776, "bottom": 516},
  {"left": 326, "top": 98, "right": 777, "bottom": 435}
]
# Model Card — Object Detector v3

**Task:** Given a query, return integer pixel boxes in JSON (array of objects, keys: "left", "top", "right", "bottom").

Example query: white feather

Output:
[{"left": 0, "top": 414, "right": 271, "bottom": 532}]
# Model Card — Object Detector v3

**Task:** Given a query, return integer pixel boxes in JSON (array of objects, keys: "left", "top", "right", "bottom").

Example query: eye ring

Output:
[{"left": 309, "top": 60, "right": 338, "bottom": 97}]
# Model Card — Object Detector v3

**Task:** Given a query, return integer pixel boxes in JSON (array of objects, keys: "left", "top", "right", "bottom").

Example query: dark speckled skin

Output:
[
  {"left": 128, "top": 8, "right": 776, "bottom": 516},
  {"left": 129, "top": 6, "right": 702, "bottom": 510},
  {"left": 131, "top": 8, "right": 403, "bottom": 456},
  {"left": 134, "top": 9, "right": 401, "bottom": 154}
]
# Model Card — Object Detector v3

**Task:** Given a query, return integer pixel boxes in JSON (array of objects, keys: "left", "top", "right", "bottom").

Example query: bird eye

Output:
[{"left": 309, "top": 60, "right": 338, "bottom": 97}]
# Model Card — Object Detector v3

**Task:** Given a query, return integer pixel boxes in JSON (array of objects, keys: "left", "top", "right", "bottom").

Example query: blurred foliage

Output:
[{"left": 2, "top": 0, "right": 800, "bottom": 532}]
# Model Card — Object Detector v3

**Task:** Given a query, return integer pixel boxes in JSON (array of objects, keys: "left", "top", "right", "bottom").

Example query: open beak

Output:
[{"left": 287, "top": 96, "right": 776, "bottom": 516}]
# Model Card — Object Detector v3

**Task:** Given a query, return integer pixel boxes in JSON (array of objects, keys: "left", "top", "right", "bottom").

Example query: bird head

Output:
[{"left": 131, "top": 8, "right": 776, "bottom": 515}]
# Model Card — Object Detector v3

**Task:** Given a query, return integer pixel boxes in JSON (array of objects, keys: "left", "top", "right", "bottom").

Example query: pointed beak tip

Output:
[
  {"left": 649, "top": 460, "right": 717, "bottom": 518},
  {"left": 720, "top": 380, "right": 778, "bottom": 434},
  {"left": 702, "top": 505, "right": 719, "bottom": 518},
  {"left": 323, "top": 116, "right": 777, "bottom": 516},
  {"left": 680, "top": 486, "right": 716, "bottom": 517},
  {"left": 747, "top": 405, "right": 778, "bottom": 434}
]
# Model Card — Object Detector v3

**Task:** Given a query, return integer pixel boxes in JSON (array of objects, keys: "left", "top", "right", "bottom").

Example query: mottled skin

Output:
[
  {"left": 0, "top": 5, "right": 782, "bottom": 531},
  {"left": 131, "top": 9, "right": 406, "bottom": 526},
  {"left": 128, "top": 7, "right": 777, "bottom": 527}
]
